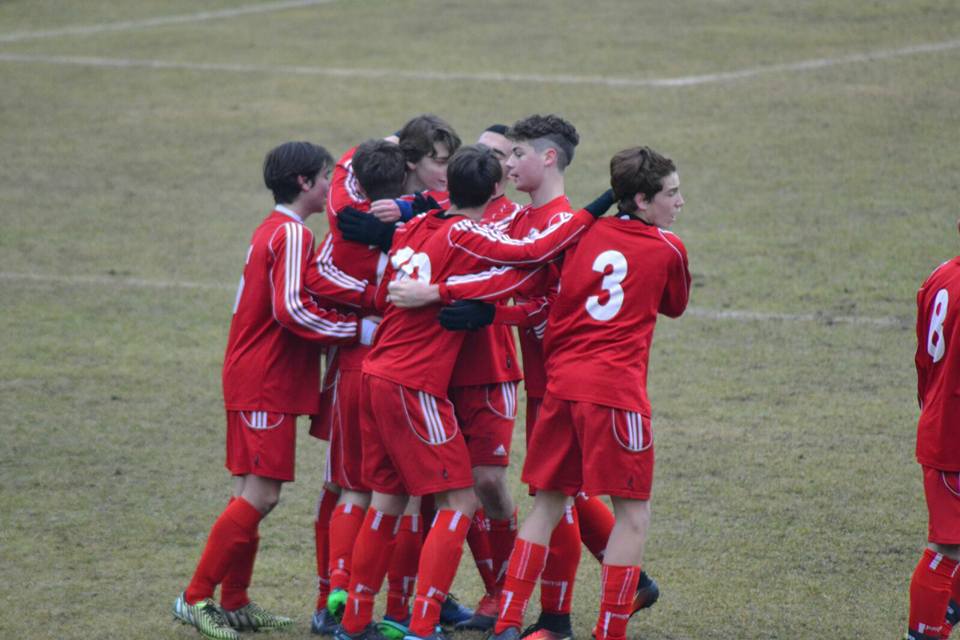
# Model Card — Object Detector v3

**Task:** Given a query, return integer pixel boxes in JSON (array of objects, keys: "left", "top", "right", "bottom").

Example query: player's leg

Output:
[
  {"left": 592, "top": 497, "right": 649, "bottom": 640},
  {"left": 908, "top": 468, "right": 960, "bottom": 639},
  {"left": 525, "top": 499, "right": 579, "bottom": 640},
  {"left": 312, "top": 482, "right": 341, "bottom": 634},
  {"left": 381, "top": 496, "right": 423, "bottom": 639}
]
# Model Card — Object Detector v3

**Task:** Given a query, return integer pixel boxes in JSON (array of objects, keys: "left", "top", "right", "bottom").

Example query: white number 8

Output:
[
  {"left": 586, "top": 250, "right": 628, "bottom": 321},
  {"left": 928, "top": 288, "right": 949, "bottom": 363}
]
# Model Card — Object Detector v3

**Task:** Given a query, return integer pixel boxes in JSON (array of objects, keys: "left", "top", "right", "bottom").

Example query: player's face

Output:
[
  {"left": 303, "top": 167, "right": 332, "bottom": 213},
  {"left": 506, "top": 141, "right": 545, "bottom": 193},
  {"left": 477, "top": 131, "right": 512, "bottom": 192},
  {"left": 639, "top": 172, "right": 683, "bottom": 229},
  {"left": 409, "top": 142, "right": 451, "bottom": 192}
]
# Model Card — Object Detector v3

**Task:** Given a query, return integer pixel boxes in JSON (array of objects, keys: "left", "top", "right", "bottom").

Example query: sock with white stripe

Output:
[
  {"left": 593, "top": 564, "right": 642, "bottom": 640},
  {"left": 340, "top": 510, "right": 399, "bottom": 634},
  {"left": 909, "top": 548, "right": 960, "bottom": 639},
  {"left": 540, "top": 504, "right": 581, "bottom": 615},
  {"left": 407, "top": 509, "right": 472, "bottom": 637},
  {"left": 494, "top": 538, "right": 548, "bottom": 634}
]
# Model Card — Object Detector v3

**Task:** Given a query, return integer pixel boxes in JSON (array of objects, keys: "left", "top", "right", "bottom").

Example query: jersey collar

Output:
[{"left": 274, "top": 204, "right": 303, "bottom": 222}]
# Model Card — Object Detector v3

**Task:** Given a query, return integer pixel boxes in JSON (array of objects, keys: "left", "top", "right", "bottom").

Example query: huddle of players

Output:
[{"left": 172, "top": 112, "right": 690, "bottom": 640}]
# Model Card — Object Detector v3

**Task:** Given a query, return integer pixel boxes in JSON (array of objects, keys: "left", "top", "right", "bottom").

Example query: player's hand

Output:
[
  {"left": 387, "top": 279, "right": 441, "bottom": 308},
  {"left": 437, "top": 300, "right": 495, "bottom": 331},
  {"left": 370, "top": 199, "right": 402, "bottom": 223},
  {"left": 359, "top": 315, "right": 382, "bottom": 346},
  {"left": 337, "top": 207, "right": 395, "bottom": 252},
  {"left": 411, "top": 192, "right": 441, "bottom": 215},
  {"left": 582, "top": 188, "right": 615, "bottom": 218}
]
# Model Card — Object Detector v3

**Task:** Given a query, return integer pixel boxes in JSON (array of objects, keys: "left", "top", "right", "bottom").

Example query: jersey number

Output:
[
  {"left": 928, "top": 288, "right": 949, "bottom": 363},
  {"left": 585, "top": 250, "right": 628, "bottom": 322},
  {"left": 392, "top": 247, "right": 432, "bottom": 283}
]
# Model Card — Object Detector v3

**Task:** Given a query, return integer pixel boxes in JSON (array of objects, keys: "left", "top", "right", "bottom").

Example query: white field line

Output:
[
  {"left": 0, "top": 0, "right": 338, "bottom": 44},
  {"left": 0, "top": 271, "right": 909, "bottom": 328},
  {"left": 1, "top": 39, "right": 959, "bottom": 88}
]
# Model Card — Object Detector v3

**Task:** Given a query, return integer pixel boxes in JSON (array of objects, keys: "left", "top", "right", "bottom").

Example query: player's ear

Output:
[
  {"left": 633, "top": 192, "right": 649, "bottom": 212},
  {"left": 542, "top": 146, "right": 557, "bottom": 168},
  {"left": 297, "top": 174, "right": 312, "bottom": 192}
]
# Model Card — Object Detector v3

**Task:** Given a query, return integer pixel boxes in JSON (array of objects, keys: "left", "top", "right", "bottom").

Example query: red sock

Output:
[
  {"left": 910, "top": 548, "right": 960, "bottom": 638},
  {"left": 313, "top": 488, "right": 339, "bottom": 610},
  {"left": 943, "top": 573, "right": 960, "bottom": 638},
  {"left": 408, "top": 510, "right": 473, "bottom": 637},
  {"left": 220, "top": 532, "right": 259, "bottom": 610},
  {"left": 185, "top": 497, "right": 262, "bottom": 605},
  {"left": 340, "top": 510, "right": 400, "bottom": 633},
  {"left": 541, "top": 505, "right": 581, "bottom": 615},
  {"left": 594, "top": 564, "right": 642, "bottom": 640},
  {"left": 488, "top": 509, "right": 518, "bottom": 591},
  {"left": 329, "top": 502, "right": 366, "bottom": 592},
  {"left": 575, "top": 493, "right": 614, "bottom": 562},
  {"left": 494, "top": 538, "right": 548, "bottom": 633},
  {"left": 386, "top": 514, "right": 423, "bottom": 621},
  {"left": 466, "top": 509, "right": 498, "bottom": 596}
]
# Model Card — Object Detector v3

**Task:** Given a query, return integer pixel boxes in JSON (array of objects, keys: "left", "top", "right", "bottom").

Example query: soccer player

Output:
[
  {"left": 907, "top": 220, "right": 960, "bottom": 640},
  {"left": 308, "top": 138, "right": 407, "bottom": 635},
  {"left": 172, "top": 141, "right": 375, "bottom": 640},
  {"left": 490, "top": 146, "right": 689, "bottom": 640},
  {"left": 332, "top": 145, "right": 604, "bottom": 640}
]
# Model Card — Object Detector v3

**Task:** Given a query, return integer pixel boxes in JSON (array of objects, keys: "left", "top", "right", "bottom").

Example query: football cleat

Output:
[
  {"left": 630, "top": 571, "right": 660, "bottom": 616},
  {"left": 312, "top": 608, "right": 340, "bottom": 635},
  {"left": 520, "top": 613, "right": 573, "bottom": 640},
  {"left": 222, "top": 601, "right": 292, "bottom": 631},
  {"left": 172, "top": 592, "right": 240, "bottom": 640},
  {"left": 333, "top": 622, "right": 392, "bottom": 640},
  {"left": 327, "top": 588, "right": 348, "bottom": 622},
  {"left": 454, "top": 593, "right": 498, "bottom": 631},
  {"left": 402, "top": 626, "right": 449, "bottom": 640},
  {"left": 489, "top": 627, "right": 522, "bottom": 640},
  {"left": 438, "top": 593, "right": 473, "bottom": 626},
  {"left": 379, "top": 615, "right": 411, "bottom": 640}
]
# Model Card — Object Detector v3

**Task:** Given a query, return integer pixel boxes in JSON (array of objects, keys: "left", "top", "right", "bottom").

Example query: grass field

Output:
[{"left": 2, "top": 1, "right": 960, "bottom": 638}]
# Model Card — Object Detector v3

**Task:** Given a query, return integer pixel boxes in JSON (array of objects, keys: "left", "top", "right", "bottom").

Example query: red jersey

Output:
[
  {"left": 450, "top": 194, "right": 525, "bottom": 387},
  {"left": 543, "top": 215, "right": 690, "bottom": 415},
  {"left": 363, "top": 211, "right": 547, "bottom": 397},
  {"left": 916, "top": 256, "right": 960, "bottom": 470},
  {"left": 222, "top": 207, "right": 360, "bottom": 414}
]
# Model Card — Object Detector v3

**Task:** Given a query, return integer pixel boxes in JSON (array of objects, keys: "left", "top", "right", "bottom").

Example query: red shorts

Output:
[
  {"left": 360, "top": 374, "right": 474, "bottom": 496},
  {"left": 225, "top": 410, "right": 298, "bottom": 482},
  {"left": 321, "top": 369, "right": 369, "bottom": 491},
  {"left": 525, "top": 395, "right": 542, "bottom": 445},
  {"left": 450, "top": 382, "right": 518, "bottom": 467},
  {"left": 924, "top": 466, "right": 960, "bottom": 544},
  {"left": 522, "top": 393, "right": 654, "bottom": 500},
  {"left": 308, "top": 363, "right": 339, "bottom": 442}
]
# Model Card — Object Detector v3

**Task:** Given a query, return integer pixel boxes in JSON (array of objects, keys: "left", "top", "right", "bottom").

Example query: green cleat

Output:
[
  {"left": 222, "top": 601, "right": 293, "bottom": 631},
  {"left": 327, "top": 588, "right": 348, "bottom": 622},
  {"left": 173, "top": 592, "right": 240, "bottom": 640}
]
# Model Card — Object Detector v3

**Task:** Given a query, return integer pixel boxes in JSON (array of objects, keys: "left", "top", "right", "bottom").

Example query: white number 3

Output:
[
  {"left": 928, "top": 288, "right": 949, "bottom": 363},
  {"left": 586, "top": 250, "right": 628, "bottom": 321}
]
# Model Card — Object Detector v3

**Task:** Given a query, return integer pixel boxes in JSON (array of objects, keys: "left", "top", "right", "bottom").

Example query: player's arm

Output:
[
  {"left": 446, "top": 190, "right": 613, "bottom": 267},
  {"left": 916, "top": 285, "right": 932, "bottom": 409},
  {"left": 658, "top": 237, "right": 691, "bottom": 318},
  {"left": 305, "top": 232, "right": 377, "bottom": 311},
  {"left": 269, "top": 222, "right": 360, "bottom": 344}
]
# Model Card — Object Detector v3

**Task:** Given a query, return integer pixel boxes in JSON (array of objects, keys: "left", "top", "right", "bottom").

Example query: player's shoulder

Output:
[{"left": 922, "top": 257, "right": 960, "bottom": 292}]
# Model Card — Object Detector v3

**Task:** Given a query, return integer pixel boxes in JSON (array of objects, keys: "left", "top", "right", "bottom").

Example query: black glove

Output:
[
  {"left": 410, "top": 192, "right": 442, "bottom": 215},
  {"left": 337, "top": 207, "right": 395, "bottom": 253},
  {"left": 437, "top": 300, "right": 495, "bottom": 331},
  {"left": 582, "top": 188, "right": 615, "bottom": 218}
]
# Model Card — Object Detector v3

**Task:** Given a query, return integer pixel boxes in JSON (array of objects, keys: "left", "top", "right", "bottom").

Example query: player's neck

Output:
[
  {"left": 279, "top": 200, "right": 312, "bottom": 221},
  {"left": 528, "top": 174, "right": 565, "bottom": 208},
  {"left": 404, "top": 174, "right": 427, "bottom": 194},
  {"left": 448, "top": 205, "right": 484, "bottom": 222}
]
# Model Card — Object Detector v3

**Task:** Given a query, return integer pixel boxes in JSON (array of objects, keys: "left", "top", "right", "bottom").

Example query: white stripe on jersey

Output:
[
  {"left": 656, "top": 227, "right": 689, "bottom": 293},
  {"left": 443, "top": 264, "right": 547, "bottom": 302},
  {"left": 448, "top": 212, "right": 582, "bottom": 266},
  {"left": 314, "top": 233, "right": 368, "bottom": 296},
  {"left": 280, "top": 222, "right": 356, "bottom": 337}
]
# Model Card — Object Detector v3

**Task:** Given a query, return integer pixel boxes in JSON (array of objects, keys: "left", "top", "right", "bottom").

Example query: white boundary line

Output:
[
  {"left": 2, "top": 38, "right": 959, "bottom": 88},
  {"left": 0, "top": 271, "right": 909, "bottom": 328},
  {"left": 0, "top": 0, "right": 338, "bottom": 44}
]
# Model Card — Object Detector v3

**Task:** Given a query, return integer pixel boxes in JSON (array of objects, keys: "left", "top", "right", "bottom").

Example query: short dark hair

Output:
[
  {"left": 398, "top": 114, "right": 462, "bottom": 165},
  {"left": 508, "top": 114, "right": 579, "bottom": 170},
  {"left": 447, "top": 145, "right": 502, "bottom": 209},
  {"left": 484, "top": 124, "right": 509, "bottom": 136},
  {"left": 263, "top": 141, "right": 333, "bottom": 204},
  {"left": 610, "top": 146, "right": 676, "bottom": 213},
  {"left": 351, "top": 139, "right": 406, "bottom": 201}
]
